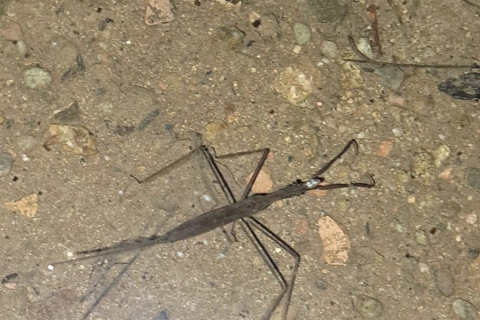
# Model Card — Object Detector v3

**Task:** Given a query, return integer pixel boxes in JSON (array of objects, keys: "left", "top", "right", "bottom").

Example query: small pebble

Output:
[
  {"left": 353, "top": 294, "right": 383, "bottom": 318},
  {"left": 295, "top": 218, "right": 310, "bottom": 235},
  {"left": 177, "top": 252, "right": 184, "bottom": 258},
  {"left": 320, "top": 41, "right": 338, "bottom": 59},
  {"left": 23, "top": 67, "right": 52, "bottom": 89},
  {"left": 17, "top": 135, "right": 36, "bottom": 151},
  {"left": 415, "top": 230, "right": 428, "bottom": 246},
  {"left": 466, "top": 214, "right": 477, "bottom": 224},
  {"left": 434, "top": 145, "right": 450, "bottom": 168},
  {"left": 357, "top": 38, "right": 374, "bottom": 59},
  {"left": 439, "top": 167, "right": 453, "bottom": 180},
  {"left": 47, "top": 265, "right": 54, "bottom": 270},
  {"left": 274, "top": 65, "right": 316, "bottom": 105},
  {"left": 218, "top": 25, "right": 245, "bottom": 50},
  {"left": 356, "top": 132, "right": 365, "bottom": 139},
  {"left": 434, "top": 268, "right": 455, "bottom": 297},
  {"left": 376, "top": 140, "right": 393, "bottom": 157},
  {"left": 16, "top": 40, "right": 28, "bottom": 58},
  {"left": 293, "top": 22, "right": 311, "bottom": 45},
  {"left": 418, "top": 262, "right": 430, "bottom": 273},
  {"left": 465, "top": 167, "right": 480, "bottom": 190},
  {"left": 0, "top": 152, "right": 13, "bottom": 176},
  {"left": 392, "top": 128, "right": 403, "bottom": 137},
  {"left": 411, "top": 150, "right": 435, "bottom": 184},
  {"left": 452, "top": 299, "right": 477, "bottom": 320}
]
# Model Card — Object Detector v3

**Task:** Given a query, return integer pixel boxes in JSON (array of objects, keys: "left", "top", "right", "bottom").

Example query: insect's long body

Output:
[
  {"left": 164, "top": 182, "right": 310, "bottom": 243},
  {"left": 79, "top": 182, "right": 314, "bottom": 257}
]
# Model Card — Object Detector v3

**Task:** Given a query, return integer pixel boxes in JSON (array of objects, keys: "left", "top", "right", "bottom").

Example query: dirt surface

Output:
[{"left": 1, "top": 1, "right": 480, "bottom": 320}]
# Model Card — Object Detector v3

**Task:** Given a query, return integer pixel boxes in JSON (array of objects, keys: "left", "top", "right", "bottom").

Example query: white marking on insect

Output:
[{"left": 305, "top": 178, "right": 320, "bottom": 189}]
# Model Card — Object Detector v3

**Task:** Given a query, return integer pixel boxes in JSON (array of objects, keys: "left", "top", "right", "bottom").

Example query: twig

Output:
[
  {"left": 344, "top": 58, "right": 479, "bottom": 69},
  {"left": 367, "top": 5, "right": 382, "bottom": 56}
]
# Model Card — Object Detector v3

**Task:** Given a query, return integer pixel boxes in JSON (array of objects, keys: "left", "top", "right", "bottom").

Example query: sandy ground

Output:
[{"left": 0, "top": 0, "right": 479, "bottom": 319}]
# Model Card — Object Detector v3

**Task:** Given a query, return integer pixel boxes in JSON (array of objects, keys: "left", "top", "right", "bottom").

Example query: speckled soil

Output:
[{"left": 1, "top": 1, "right": 479, "bottom": 320}]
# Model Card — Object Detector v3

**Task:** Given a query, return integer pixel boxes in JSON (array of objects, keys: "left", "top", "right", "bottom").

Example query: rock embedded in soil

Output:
[
  {"left": 465, "top": 167, "right": 480, "bottom": 190},
  {"left": 452, "top": 299, "right": 477, "bottom": 320},
  {"left": 434, "top": 267, "right": 455, "bottom": 297},
  {"left": 307, "top": 0, "right": 346, "bottom": 22},
  {"left": 469, "top": 255, "right": 480, "bottom": 294},
  {"left": 320, "top": 40, "right": 338, "bottom": 59},
  {"left": 353, "top": 294, "right": 383, "bottom": 318},
  {"left": 1, "top": 22, "right": 23, "bottom": 41},
  {"left": 415, "top": 230, "right": 428, "bottom": 246},
  {"left": 218, "top": 25, "right": 245, "bottom": 50},
  {"left": 274, "top": 64, "right": 316, "bottom": 105},
  {"left": 374, "top": 65, "right": 404, "bottom": 91},
  {"left": 23, "top": 67, "right": 52, "bottom": 89},
  {"left": 434, "top": 145, "right": 450, "bottom": 168},
  {"left": 145, "top": 0, "right": 175, "bottom": 25},
  {"left": 17, "top": 135, "right": 36, "bottom": 151},
  {"left": 411, "top": 149, "right": 436, "bottom": 185},
  {"left": 0, "top": 151, "right": 13, "bottom": 176},
  {"left": 294, "top": 218, "right": 310, "bottom": 235},
  {"left": 376, "top": 140, "right": 393, "bottom": 157},
  {"left": 293, "top": 22, "right": 311, "bottom": 45},
  {"left": 53, "top": 100, "right": 81, "bottom": 124}
]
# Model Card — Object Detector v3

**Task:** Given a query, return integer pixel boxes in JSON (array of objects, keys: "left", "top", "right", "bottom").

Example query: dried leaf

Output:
[
  {"left": 318, "top": 216, "right": 350, "bottom": 265},
  {"left": 43, "top": 124, "right": 97, "bottom": 155},
  {"left": 5, "top": 193, "right": 39, "bottom": 217},
  {"left": 246, "top": 166, "right": 273, "bottom": 194}
]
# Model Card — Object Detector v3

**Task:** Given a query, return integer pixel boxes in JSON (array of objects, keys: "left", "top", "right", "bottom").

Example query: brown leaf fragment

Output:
[
  {"left": 318, "top": 216, "right": 350, "bottom": 265},
  {"left": 246, "top": 166, "right": 273, "bottom": 194},
  {"left": 43, "top": 124, "right": 97, "bottom": 155},
  {"left": 5, "top": 193, "right": 39, "bottom": 217}
]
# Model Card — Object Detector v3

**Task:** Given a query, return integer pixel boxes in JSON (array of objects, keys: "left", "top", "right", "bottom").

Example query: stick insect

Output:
[{"left": 51, "top": 137, "right": 374, "bottom": 320}]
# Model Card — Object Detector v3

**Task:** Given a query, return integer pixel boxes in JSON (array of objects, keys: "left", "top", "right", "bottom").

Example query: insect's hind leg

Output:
[
  {"left": 240, "top": 217, "right": 300, "bottom": 320},
  {"left": 201, "top": 146, "right": 296, "bottom": 319}
]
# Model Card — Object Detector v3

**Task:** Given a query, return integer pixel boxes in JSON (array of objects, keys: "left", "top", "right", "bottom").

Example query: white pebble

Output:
[
  {"left": 202, "top": 194, "right": 212, "bottom": 202},
  {"left": 392, "top": 128, "right": 403, "bottom": 137},
  {"left": 356, "top": 132, "right": 366, "bottom": 139},
  {"left": 466, "top": 214, "right": 477, "bottom": 224},
  {"left": 21, "top": 154, "right": 30, "bottom": 162},
  {"left": 275, "top": 248, "right": 282, "bottom": 253},
  {"left": 118, "top": 190, "right": 124, "bottom": 195},
  {"left": 47, "top": 265, "right": 54, "bottom": 270},
  {"left": 418, "top": 262, "right": 429, "bottom": 273},
  {"left": 177, "top": 252, "right": 184, "bottom": 258}
]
